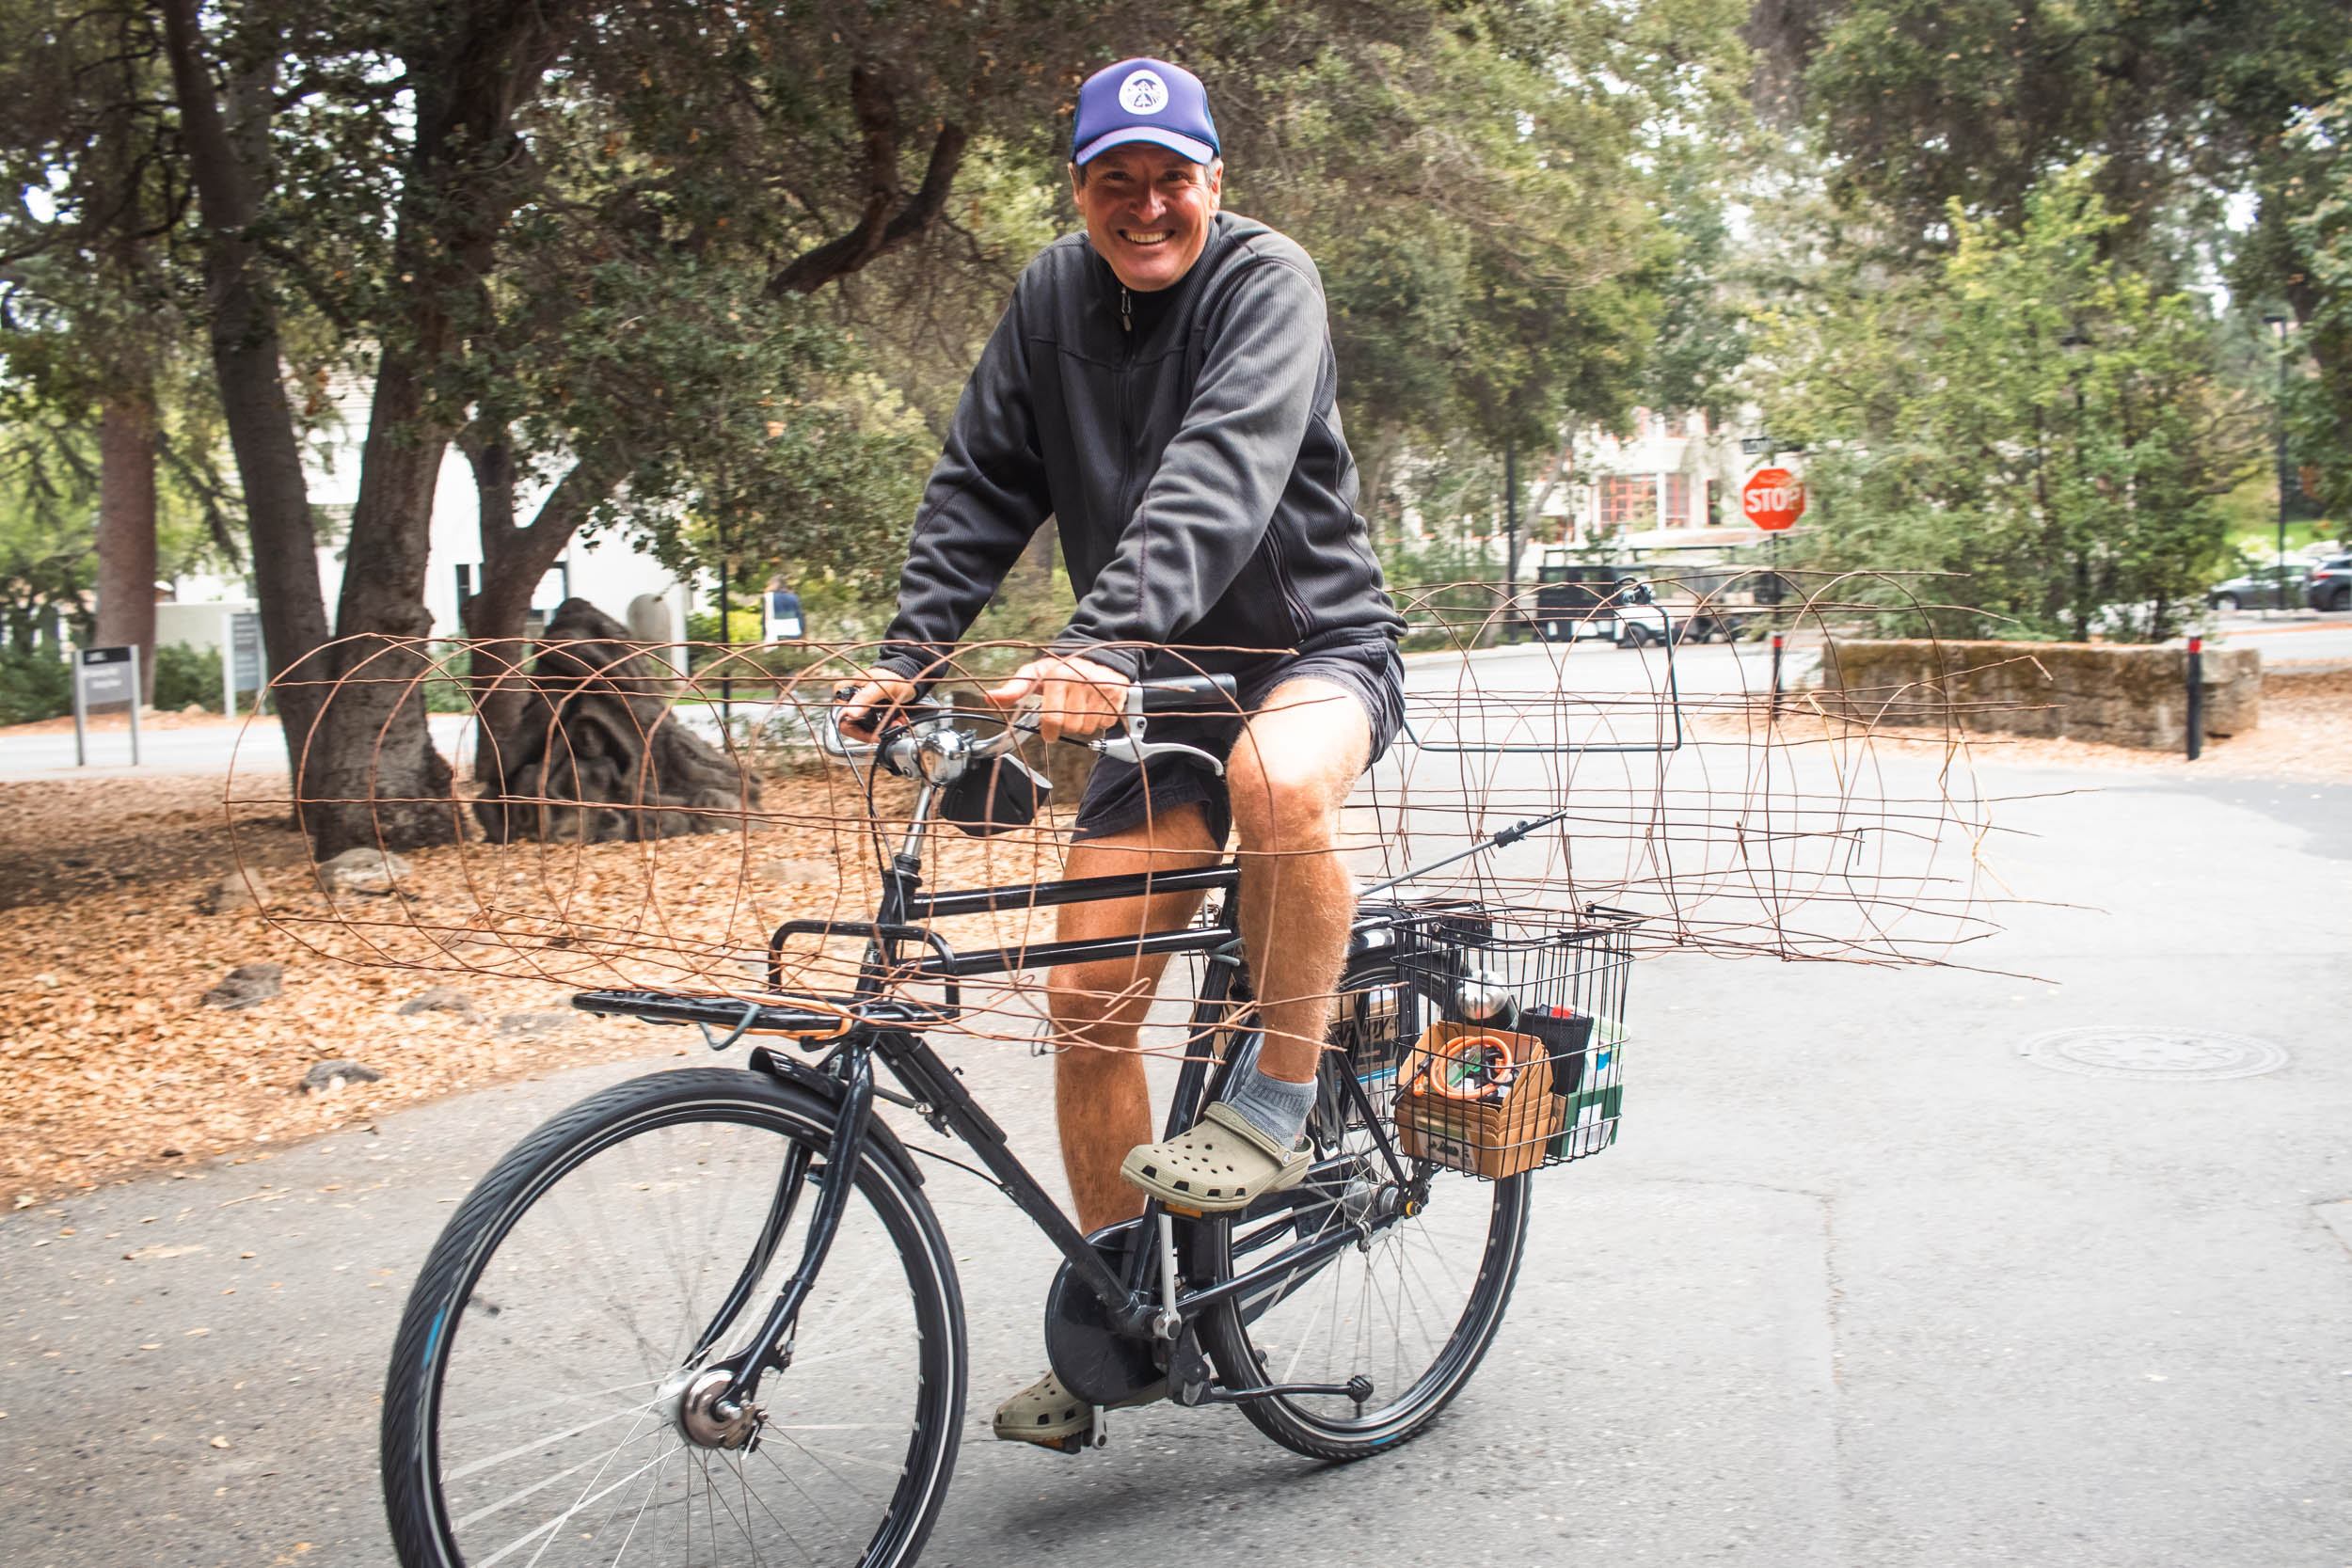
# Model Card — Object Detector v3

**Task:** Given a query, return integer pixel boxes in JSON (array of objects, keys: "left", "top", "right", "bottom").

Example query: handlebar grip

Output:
[{"left": 1135, "top": 673, "right": 1240, "bottom": 713}]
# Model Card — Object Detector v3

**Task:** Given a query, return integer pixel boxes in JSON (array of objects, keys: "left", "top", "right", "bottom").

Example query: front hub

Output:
[{"left": 665, "top": 1366, "right": 762, "bottom": 1450}]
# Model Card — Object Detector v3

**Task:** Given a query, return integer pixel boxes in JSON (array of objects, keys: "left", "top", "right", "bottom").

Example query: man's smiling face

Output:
[{"left": 1071, "top": 144, "right": 1223, "bottom": 293}]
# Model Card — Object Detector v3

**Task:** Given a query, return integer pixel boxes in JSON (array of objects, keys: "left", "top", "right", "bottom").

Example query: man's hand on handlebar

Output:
[
  {"left": 834, "top": 672, "right": 919, "bottom": 743},
  {"left": 983, "top": 654, "right": 1132, "bottom": 744}
]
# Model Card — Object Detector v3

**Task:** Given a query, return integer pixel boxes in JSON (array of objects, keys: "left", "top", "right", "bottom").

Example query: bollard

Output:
[
  {"left": 2185, "top": 636, "right": 2202, "bottom": 761},
  {"left": 1770, "top": 632, "right": 1785, "bottom": 721}
]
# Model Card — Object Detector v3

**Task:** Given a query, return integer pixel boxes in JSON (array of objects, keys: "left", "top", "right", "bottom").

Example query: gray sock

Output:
[{"left": 1218, "top": 1048, "right": 1316, "bottom": 1148}]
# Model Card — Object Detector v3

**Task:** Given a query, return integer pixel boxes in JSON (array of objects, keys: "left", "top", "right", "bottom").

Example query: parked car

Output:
[
  {"left": 2207, "top": 562, "right": 2314, "bottom": 611},
  {"left": 2307, "top": 554, "right": 2352, "bottom": 612},
  {"left": 1524, "top": 563, "right": 1678, "bottom": 648}
]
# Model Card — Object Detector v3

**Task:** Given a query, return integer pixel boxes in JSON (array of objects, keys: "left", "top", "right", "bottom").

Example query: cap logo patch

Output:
[{"left": 1118, "top": 70, "right": 1168, "bottom": 114}]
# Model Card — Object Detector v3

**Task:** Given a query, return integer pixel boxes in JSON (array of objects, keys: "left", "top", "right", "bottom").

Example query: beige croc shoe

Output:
[
  {"left": 991, "top": 1370, "right": 1166, "bottom": 1450},
  {"left": 1120, "top": 1101, "right": 1311, "bottom": 1213}
]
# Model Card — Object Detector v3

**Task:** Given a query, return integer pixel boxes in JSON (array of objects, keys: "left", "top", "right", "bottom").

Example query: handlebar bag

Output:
[{"left": 940, "top": 753, "right": 1051, "bottom": 837}]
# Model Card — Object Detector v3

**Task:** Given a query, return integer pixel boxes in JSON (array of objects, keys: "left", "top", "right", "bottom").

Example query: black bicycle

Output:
[{"left": 379, "top": 673, "right": 1633, "bottom": 1568}]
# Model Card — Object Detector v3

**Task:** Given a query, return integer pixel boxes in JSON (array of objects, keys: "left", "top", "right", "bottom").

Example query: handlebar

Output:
[
  {"left": 817, "top": 670, "right": 1241, "bottom": 782},
  {"left": 1133, "top": 672, "right": 1241, "bottom": 713}
]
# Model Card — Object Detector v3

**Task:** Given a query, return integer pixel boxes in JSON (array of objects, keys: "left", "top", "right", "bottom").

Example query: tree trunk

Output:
[
  {"left": 95, "top": 388, "right": 158, "bottom": 705},
  {"left": 308, "top": 346, "right": 458, "bottom": 857},
  {"left": 160, "top": 0, "right": 333, "bottom": 803}
]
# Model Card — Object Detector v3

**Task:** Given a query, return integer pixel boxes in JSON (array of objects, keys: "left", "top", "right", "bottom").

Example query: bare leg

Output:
[
  {"left": 1224, "top": 679, "right": 1375, "bottom": 1085},
  {"left": 1045, "top": 804, "right": 1219, "bottom": 1234}
]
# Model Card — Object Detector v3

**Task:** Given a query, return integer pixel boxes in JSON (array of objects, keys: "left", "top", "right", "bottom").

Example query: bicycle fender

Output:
[{"left": 745, "top": 1046, "right": 926, "bottom": 1190}]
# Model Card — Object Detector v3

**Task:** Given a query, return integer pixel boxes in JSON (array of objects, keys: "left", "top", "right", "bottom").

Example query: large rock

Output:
[
  {"left": 314, "top": 847, "right": 413, "bottom": 895},
  {"left": 473, "top": 598, "right": 760, "bottom": 842},
  {"left": 202, "top": 962, "right": 284, "bottom": 1010}
]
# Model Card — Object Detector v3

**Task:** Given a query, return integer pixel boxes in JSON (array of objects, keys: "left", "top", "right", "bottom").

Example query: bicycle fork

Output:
[{"left": 663, "top": 1047, "right": 878, "bottom": 1450}]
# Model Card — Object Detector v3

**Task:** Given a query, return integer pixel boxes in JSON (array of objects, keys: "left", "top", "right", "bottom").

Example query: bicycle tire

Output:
[
  {"left": 1195, "top": 961, "right": 1532, "bottom": 1462},
  {"left": 381, "top": 1067, "right": 965, "bottom": 1568}
]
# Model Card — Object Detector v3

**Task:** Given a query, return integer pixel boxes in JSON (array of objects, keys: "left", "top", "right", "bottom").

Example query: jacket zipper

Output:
[{"left": 1261, "top": 520, "right": 1314, "bottom": 641}]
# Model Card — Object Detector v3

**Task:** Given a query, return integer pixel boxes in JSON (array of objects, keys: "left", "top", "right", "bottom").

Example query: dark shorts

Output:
[{"left": 1070, "top": 633, "right": 1406, "bottom": 847}]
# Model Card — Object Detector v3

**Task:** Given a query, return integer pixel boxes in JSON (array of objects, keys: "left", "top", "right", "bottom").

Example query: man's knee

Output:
[{"left": 1228, "top": 686, "right": 1368, "bottom": 853}]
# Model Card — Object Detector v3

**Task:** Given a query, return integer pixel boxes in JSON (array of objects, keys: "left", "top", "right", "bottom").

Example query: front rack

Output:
[{"left": 572, "top": 989, "right": 954, "bottom": 1043}]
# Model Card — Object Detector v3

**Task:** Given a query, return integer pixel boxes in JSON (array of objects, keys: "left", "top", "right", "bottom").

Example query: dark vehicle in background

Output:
[
  {"left": 1526, "top": 563, "right": 1677, "bottom": 648},
  {"left": 2306, "top": 554, "right": 2352, "bottom": 612},
  {"left": 2207, "top": 562, "right": 2316, "bottom": 611}
]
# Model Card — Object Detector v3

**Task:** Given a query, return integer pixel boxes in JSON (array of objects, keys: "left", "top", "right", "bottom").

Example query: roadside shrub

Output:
[
  {"left": 0, "top": 646, "right": 72, "bottom": 724},
  {"left": 151, "top": 642, "right": 226, "bottom": 712}
]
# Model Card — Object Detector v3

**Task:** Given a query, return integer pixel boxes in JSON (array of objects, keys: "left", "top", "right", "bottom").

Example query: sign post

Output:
[{"left": 72, "top": 644, "right": 142, "bottom": 768}]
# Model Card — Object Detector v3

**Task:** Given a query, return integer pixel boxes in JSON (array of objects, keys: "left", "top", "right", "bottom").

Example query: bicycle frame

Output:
[
  {"left": 574, "top": 710, "right": 1443, "bottom": 1418},
  {"left": 669, "top": 882, "right": 1423, "bottom": 1416}
]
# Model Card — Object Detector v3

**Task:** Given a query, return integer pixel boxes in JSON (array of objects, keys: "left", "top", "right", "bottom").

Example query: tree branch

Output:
[{"left": 767, "top": 67, "right": 969, "bottom": 297}]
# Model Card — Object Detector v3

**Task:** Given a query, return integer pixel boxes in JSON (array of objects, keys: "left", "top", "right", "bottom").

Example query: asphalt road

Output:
[
  {"left": 9, "top": 610, "right": 2345, "bottom": 784},
  {"left": 4, "top": 681, "right": 2350, "bottom": 1567}
]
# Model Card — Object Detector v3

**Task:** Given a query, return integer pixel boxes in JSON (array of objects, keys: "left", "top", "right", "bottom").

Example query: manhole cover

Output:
[{"left": 2020, "top": 1027, "right": 2288, "bottom": 1082}]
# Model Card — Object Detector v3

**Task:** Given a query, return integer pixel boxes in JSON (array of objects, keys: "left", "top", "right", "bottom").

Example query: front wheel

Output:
[
  {"left": 382, "top": 1068, "right": 965, "bottom": 1568},
  {"left": 2213, "top": 593, "right": 2241, "bottom": 612}
]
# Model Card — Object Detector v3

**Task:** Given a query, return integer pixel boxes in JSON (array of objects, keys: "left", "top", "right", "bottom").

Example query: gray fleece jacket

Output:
[{"left": 875, "top": 211, "right": 1404, "bottom": 684}]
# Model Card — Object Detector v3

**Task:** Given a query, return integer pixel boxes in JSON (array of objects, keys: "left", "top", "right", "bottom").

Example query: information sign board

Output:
[{"left": 77, "top": 645, "right": 135, "bottom": 706}]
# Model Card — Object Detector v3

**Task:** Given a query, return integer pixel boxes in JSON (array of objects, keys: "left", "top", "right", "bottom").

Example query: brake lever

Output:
[{"left": 1089, "top": 685, "right": 1226, "bottom": 777}]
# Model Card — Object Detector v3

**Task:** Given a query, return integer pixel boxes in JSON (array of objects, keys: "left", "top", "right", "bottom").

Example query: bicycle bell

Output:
[{"left": 1455, "top": 967, "right": 1516, "bottom": 1024}]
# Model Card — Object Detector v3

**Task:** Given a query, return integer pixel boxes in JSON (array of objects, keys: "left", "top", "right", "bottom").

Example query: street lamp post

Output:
[{"left": 2263, "top": 313, "right": 2290, "bottom": 614}]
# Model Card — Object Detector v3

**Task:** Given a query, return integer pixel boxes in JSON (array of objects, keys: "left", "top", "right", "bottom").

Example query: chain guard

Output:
[{"left": 1042, "top": 1219, "right": 1163, "bottom": 1406}]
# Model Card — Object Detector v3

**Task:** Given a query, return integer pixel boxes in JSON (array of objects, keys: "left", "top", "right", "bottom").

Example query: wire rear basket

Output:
[{"left": 1372, "top": 905, "right": 1638, "bottom": 1179}]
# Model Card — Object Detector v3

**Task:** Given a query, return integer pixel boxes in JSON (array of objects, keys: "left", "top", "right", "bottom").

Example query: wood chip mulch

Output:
[{"left": 0, "top": 763, "right": 1067, "bottom": 1203}]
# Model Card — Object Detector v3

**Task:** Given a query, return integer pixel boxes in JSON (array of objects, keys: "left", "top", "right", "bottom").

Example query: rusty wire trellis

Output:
[{"left": 222, "top": 573, "right": 2043, "bottom": 1063}]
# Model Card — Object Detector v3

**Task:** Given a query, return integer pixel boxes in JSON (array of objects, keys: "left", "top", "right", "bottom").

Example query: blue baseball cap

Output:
[{"left": 1073, "top": 57, "right": 1219, "bottom": 167}]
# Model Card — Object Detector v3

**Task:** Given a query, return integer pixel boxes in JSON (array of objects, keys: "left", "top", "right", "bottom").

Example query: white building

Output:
[
  {"left": 1542, "top": 407, "right": 1772, "bottom": 556},
  {"left": 167, "top": 376, "right": 699, "bottom": 656}
]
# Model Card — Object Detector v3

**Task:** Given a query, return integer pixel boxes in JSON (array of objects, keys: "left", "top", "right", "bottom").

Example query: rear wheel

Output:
[
  {"left": 381, "top": 1068, "right": 964, "bottom": 1568},
  {"left": 2213, "top": 593, "right": 2241, "bottom": 612},
  {"left": 2330, "top": 585, "right": 2350, "bottom": 612},
  {"left": 1196, "top": 966, "right": 1531, "bottom": 1461}
]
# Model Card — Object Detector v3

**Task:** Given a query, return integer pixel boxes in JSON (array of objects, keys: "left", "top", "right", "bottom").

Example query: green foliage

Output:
[
  {"left": 684, "top": 608, "right": 767, "bottom": 655},
  {"left": 1756, "top": 168, "right": 2255, "bottom": 641},
  {"left": 2278, "top": 79, "right": 2352, "bottom": 513},
  {"left": 1213, "top": 0, "right": 1748, "bottom": 462},
  {"left": 1788, "top": 0, "right": 2352, "bottom": 528},
  {"left": 0, "top": 645, "right": 69, "bottom": 724},
  {"left": 0, "top": 422, "right": 94, "bottom": 654},
  {"left": 151, "top": 641, "right": 223, "bottom": 713}
]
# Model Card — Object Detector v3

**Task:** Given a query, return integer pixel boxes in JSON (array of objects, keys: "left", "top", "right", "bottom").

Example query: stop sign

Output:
[{"left": 1741, "top": 467, "right": 1806, "bottom": 531}]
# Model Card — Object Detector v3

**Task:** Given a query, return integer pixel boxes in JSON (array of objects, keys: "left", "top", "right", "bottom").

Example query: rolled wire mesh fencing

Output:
[{"left": 223, "top": 573, "right": 2041, "bottom": 1164}]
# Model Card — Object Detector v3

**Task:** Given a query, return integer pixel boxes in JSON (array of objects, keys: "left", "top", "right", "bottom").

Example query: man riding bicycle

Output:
[{"left": 839, "top": 55, "right": 1406, "bottom": 1449}]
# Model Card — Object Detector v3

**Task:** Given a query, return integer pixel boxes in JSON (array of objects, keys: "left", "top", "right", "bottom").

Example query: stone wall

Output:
[{"left": 1811, "top": 640, "right": 2262, "bottom": 751}]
